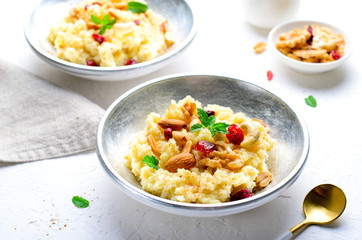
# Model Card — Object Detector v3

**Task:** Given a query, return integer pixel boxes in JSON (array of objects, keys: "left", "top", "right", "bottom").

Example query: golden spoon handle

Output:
[
  {"left": 290, "top": 219, "right": 310, "bottom": 234},
  {"left": 275, "top": 220, "right": 310, "bottom": 240}
]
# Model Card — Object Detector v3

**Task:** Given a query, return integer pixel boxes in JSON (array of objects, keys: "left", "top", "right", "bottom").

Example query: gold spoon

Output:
[{"left": 276, "top": 184, "right": 347, "bottom": 240}]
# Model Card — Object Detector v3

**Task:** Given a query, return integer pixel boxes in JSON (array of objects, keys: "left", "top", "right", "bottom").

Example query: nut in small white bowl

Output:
[{"left": 268, "top": 20, "right": 352, "bottom": 74}]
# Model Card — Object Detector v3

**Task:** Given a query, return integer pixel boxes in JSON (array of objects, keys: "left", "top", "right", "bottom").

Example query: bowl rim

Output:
[
  {"left": 23, "top": 0, "right": 197, "bottom": 74},
  {"left": 96, "top": 73, "right": 310, "bottom": 213},
  {"left": 268, "top": 19, "right": 352, "bottom": 68}
]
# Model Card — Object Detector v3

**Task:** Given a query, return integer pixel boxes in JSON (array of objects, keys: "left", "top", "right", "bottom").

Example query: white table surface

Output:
[{"left": 1, "top": 0, "right": 362, "bottom": 239}]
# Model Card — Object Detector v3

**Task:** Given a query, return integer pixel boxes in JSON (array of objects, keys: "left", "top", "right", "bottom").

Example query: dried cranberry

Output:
[
  {"left": 231, "top": 188, "right": 254, "bottom": 201},
  {"left": 331, "top": 50, "right": 341, "bottom": 60},
  {"left": 85, "top": 2, "right": 101, "bottom": 10},
  {"left": 92, "top": 34, "right": 106, "bottom": 44},
  {"left": 134, "top": 19, "right": 140, "bottom": 25},
  {"left": 307, "top": 25, "right": 313, "bottom": 35},
  {"left": 86, "top": 60, "right": 97, "bottom": 66},
  {"left": 306, "top": 25, "right": 314, "bottom": 45},
  {"left": 205, "top": 110, "right": 215, "bottom": 117},
  {"left": 267, "top": 70, "right": 273, "bottom": 81},
  {"left": 226, "top": 124, "right": 244, "bottom": 145},
  {"left": 126, "top": 59, "right": 137, "bottom": 65},
  {"left": 306, "top": 37, "right": 313, "bottom": 45},
  {"left": 164, "top": 128, "right": 173, "bottom": 141},
  {"left": 194, "top": 141, "right": 216, "bottom": 154}
]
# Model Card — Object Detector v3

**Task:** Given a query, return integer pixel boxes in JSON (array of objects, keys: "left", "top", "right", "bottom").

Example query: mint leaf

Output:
[
  {"left": 102, "top": 14, "right": 109, "bottom": 24},
  {"left": 197, "top": 108, "right": 209, "bottom": 127},
  {"left": 99, "top": 25, "right": 107, "bottom": 35},
  {"left": 190, "top": 123, "right": 204, "bottom": 132},
  {"left": 191, "top": 108, "right": 230, "bottom": 137},
  {"left": 91, "top": 14, "right": 102, "bottom": 25},
  {"left": 72, "top": 196, "right": 89, "bottom": 208},
  {"left": 127, "top": 2, "right": 148, "bottom": 14},
  {"left": 208, "top": 115, "right": 216, "bottom": 126},
  {"left": 142, "top": 155, "right": 159, "bottom": 170},
  {"left": 208, "top": 126, "right": 216, "bottom": 137},
  {"left": 212, "top": 122, "right": 230, "bottom": 134},
  {"left": 91, "top": 14, "right": 116, "bottom": 35},
  {"left": 107, "top": 18, "right": 116, "bottom": 26},
  {"left": 305, "top": 96, "right": 317, "bottom": 107}
]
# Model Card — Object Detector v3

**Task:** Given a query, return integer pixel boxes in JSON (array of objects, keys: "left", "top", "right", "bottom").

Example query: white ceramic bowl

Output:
[
  {"left": 24, "top": 0, "right": 197, "bottom": 81},
  {"left": 241, "top": 0, "right": 300, "bottom": 29},
  {"left": 96, "top": 74, "right": 310, "bottom": 217},
  {"left": 268, "top": 20, "right": 352, "bottom": 74}
]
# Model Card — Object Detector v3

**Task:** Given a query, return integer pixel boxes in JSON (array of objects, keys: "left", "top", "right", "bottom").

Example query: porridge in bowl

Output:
[
  {"left": 48, "top": 0, "right": 175, "bottom": 67},
  {"left": 124, "top": 96, "right": 275, "bottom": 204},
  {"left": 276, "top": 24, "right": 344, "bottom": 63}
]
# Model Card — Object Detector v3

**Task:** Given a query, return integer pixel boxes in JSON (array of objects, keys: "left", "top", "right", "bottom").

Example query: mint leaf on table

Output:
[
  {"left": 142, "top": 155, "right": 160, "bottom": 170},
  {"left": 190, "top": 108, "right": 230, "bottom": 137},
  {"left": 72, "top": 196, "right": 89, "bottom": 208},
  {"left": 127, "top": 2, "right": 148, "bottom": 14},
  {"left": 305, "top": 96, "right": 317, "bottom": 107}
]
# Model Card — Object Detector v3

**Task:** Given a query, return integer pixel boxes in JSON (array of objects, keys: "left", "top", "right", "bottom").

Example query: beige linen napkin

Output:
[{"left": 0, "top": 61, "right": 105, "bottom": 162}]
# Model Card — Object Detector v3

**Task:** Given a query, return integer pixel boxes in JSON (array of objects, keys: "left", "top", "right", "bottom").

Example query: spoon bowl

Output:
[
  {"left": 302, "top": 184, "right": 347, "bottom": 224},
  {"left": 277, "top": 184, "right": 346, "bottom": 240}
]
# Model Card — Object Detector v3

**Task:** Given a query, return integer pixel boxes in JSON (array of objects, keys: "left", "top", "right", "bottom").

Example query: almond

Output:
[
  {"left": 164, "top": 153, "right": 196, "bottom": 173},
  {"left": 181, "top": 140, "right": 193, "bottom": 153},
  {"left": 147, "top": 135, "right": 160, "bottom": 156},
  {"left": 158, "top": 119, "right": 187, "bottom": 130}
]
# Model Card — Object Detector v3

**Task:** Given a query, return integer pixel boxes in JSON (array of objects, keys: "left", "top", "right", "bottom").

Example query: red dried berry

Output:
[
  {"left": 134, "top": 19, "right": 140, "bottom": 25},
  {"left": 194, "top": 141, "right": 216, "bottom": 154},
  {"left": 267, "top": 70, "right": 273, "bottom": 81},
  {"left": 86, "top": 60, "right": 97, "bottom": 66},
  {"left": 126, "top": 59, "right": 137, "bottom": 65},
  {"left": 231, "top": 188, "right": 254, "bottom": 201},
  {"left": 226, "top": 124, "right": 244, "bottom": 145},
  {"left": 164, "top": 128, "right": 173, "bottom": 141},
  {"left": 205, "top": 110, "right": 215, "bottom": 117},
  {"left": 306, "top": 37, "right": 313, "bottom": 45},
  {"left": 85, "top": 2, "right": 101, "bottom": 10},
  {"left": 307, "top": 25, "right": 313, "bottom": 35},
  {"left": 92, "top": 34, "right": 106, "bottom": 44},
  {"left": 331, "top": 50, "right": 341, "bottom": 60},
  {"left": 306, "top": 25, "right": 313, "bottom": 45}
]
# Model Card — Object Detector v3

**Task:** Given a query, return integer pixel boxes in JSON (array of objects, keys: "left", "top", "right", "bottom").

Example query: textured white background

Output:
[{"left": 1, "top": 0, "right": 362, "bottom": 239}]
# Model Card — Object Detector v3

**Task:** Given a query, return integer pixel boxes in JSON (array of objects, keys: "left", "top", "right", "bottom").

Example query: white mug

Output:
[{"left": 241, "top": 0, "right": 300, "bottom": 29}]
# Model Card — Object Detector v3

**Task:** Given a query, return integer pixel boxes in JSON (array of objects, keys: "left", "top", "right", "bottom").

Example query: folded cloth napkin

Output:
[{"left": 0, "top": 61, "right": 105, "bottom": 162}]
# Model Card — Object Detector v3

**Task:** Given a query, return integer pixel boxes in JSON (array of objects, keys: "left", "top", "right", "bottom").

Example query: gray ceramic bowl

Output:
[
  {"left": 96, "top": 74, "right": 309, "bottom": 217},
  {"left": 24, "top": 0, "right": 196, "bottom": 81}
]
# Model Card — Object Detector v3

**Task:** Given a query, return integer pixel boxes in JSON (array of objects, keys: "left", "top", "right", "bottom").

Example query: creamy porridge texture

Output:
[
  {"left": 48, "top": 0, "right": 174, "bottom": 67},
  {"left": 124, "top": 96, "right": 275, "bottom": 204}
]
